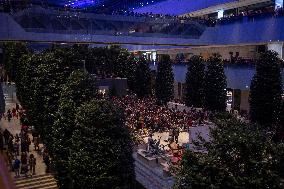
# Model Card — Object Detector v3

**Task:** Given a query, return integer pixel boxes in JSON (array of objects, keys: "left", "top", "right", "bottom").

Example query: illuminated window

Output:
[{"left": 218, "top": 10, "right": 224, "bottom": 19}]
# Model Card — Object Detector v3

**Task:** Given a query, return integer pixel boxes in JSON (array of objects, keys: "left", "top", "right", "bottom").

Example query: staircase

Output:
[
  {"left": 14, "top": 174, "right": 58, "bottom": 189},
  {"left": 4, "top": 93, "right": 13, "bottom": 104},
  {"left": 2, "top": 83, "right": 17, "bottom": 104}
]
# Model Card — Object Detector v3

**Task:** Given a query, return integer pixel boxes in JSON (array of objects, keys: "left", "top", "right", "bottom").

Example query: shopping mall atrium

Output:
[{"left": 0, "top": 0, "right": 283, "bottom": 189}]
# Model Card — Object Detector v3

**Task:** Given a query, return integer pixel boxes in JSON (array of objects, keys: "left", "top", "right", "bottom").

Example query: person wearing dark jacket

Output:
[
  {"left": 3, "top": 129, "right": 10, "bottom": 145},
  {"left": 0, "top": 131, "right": 3, "bottom": 153}
]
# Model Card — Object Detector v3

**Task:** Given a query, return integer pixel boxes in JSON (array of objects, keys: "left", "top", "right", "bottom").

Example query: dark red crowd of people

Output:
[{"left": 113, "top": 95, "right": 210, "bottom": 133}]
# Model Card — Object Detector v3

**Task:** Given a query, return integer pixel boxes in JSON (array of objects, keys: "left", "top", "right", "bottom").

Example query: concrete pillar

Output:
[{"left": 267, "top": 42, "right": 283, "bottom": 59}]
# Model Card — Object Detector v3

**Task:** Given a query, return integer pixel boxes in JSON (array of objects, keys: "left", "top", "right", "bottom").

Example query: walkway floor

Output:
[{"left": 0, "top": 93, "right": 47, "bottom": 179}]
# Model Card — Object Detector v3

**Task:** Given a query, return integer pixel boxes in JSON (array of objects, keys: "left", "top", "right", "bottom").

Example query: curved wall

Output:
[
  {"left": 150, "top": 64, "right": 284, "bottom": 90},
  {"left": 201, "top": 16, "right": 284, "bottom": 45}
]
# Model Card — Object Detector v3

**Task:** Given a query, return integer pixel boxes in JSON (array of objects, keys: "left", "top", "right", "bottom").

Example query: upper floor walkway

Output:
[{"left": 0, "top": 7, "right": 284, "bottom": 48}]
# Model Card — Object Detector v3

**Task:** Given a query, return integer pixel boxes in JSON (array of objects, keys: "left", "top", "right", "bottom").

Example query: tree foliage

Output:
[
  {"left": 185, "top": 55, "right": 205, "bottom": 108},
  {"left": 174, "top": 114, "right": 284, "bottom": 189},
  {"left": 14, "top": 46, "right": 137, "bottom": 189},
  {"left": 134, "top": 57, "right": 152, "bottom": 98},
  {"left": 279, "top": 101, "right": 284, "bottom": 140},
  {"left": 155, "top": 54, "right": 174, "bottom": 105},
  {"left": 52, "top": 70, "right": 97, "bottom": 188},
  {"left": 16, "top": 54, "right": 38, "bottom": 108},
  {"left": 3, "top": 42, "right": 29, "bottom": 81},
  {"left": 274, "top": 100, "right": 284, "bottom": 142},
  {"left": 249, "top": 51, "right": 283, "bottom": 126},
  {"left": 86, "top": 46, "right": 137, "bottom": 91},
  {"left": 204, "top": 54, "right": 227, "bottom": 112},
  {"left": 69, "top": 100, "right": 135, "bottom": 189},
  {"left": 16, "top": 51, "right": 76, "bottom": 151}
]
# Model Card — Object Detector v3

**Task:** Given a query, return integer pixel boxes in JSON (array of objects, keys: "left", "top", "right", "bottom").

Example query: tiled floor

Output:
[{"left": 1, "top": 102, "right": 47, "bottom": 178}]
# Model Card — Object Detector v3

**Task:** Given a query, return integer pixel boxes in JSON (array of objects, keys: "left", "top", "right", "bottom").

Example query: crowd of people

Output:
[
  {"left": 214, "top": 7, "right": 284, "bottom": 25},
  {"left": 110, "top": 9, "right": 215, "bottom": 27},
  {"left": 107, "top": 7, "right": 284, "bottom": 27},
  {"left": 0, "top": 105, "right": 50, "bottom": 178},
  {"left": 112, "top": 95, "right": 211, "bottom": 165},
  {"left": 112, "top": 10, "right": 183, "bottom": 20},
  {"left": 113, "top": 95, "right": 210, "bottom": 135},
  {"left": 2, "top": 103, "right": 20, "bottom": 121}
]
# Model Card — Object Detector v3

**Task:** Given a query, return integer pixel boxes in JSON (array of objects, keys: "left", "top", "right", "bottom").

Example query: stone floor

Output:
[{"left": 1, "top": 99, "right": 47, "bottom": 179}]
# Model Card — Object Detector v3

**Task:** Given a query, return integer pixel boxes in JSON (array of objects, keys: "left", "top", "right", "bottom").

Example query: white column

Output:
[
  {"left": 218, "top": 10, "right": 224, "bottom": 19},
  {"left": 275, "top": 0, "right": 283, "bottom": 9},
  {"left": 267, "top": 42, "right": 283, "bottom": 59}
]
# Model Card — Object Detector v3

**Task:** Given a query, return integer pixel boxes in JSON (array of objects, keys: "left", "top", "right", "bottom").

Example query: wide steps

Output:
[{"left": 14, "top": 174, "right": 58, "bottom": 189}]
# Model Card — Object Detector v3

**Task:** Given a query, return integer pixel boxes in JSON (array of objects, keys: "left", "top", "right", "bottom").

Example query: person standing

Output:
[
  {"left": 187, "top": 117, "right": 193, "bottom": 129},
  {"left": 7, "top": 135, "right": 14, "bottom": 153},
  {"left": 31, "top": 130, "right": 39, "bottom": 141},
  {"left": 20, "top": 152, "right": 28, "bottom": 176},
  {"left": 15, "top": 133, "right": 20, "bottom": 143},
  {"left": 13, "top": 141, "right": 19, "bottom": 156},
  {"left": 21, "top": 138, "right": 26, "bottom": 153},
  {"left": 173, "top": 128, "right": 179, "bottom": 143},
  {"left": 0, "top": 131, "right": 3, "bottom": 153},
  {"left": 7, "top": 109, "right": 12, "bottom": 122},
  {"left": 3, "top": 129, "right": 10, "bottom": 145},
  {"left": 2, "top": 112, "right": 6, "bottom": 120},
  {"left": 32, "top": 130, "right": 40, "bottom": 151},
  {"left": 26, "top": 136, "right": 31, "bottom": 153},
  {"left": 12, "top": 108, "right": 17, "bottom": 119},
  {"left": 43, "top": 154, "right": 50, "bottom": 173},
  {"left": 13, "top": 157, "right": 21, "bottom": 178},
  {"left": 28, "top": 154, "right": 36, "bottom": 175},
  {"left": 16, "top": 103, "right": 19, "bottom": 112},
  {"left": 33, "top": 136, "right": 39, "bottom": 151}
]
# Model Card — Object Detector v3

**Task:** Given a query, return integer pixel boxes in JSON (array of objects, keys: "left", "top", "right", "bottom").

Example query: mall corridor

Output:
[{"left": 0, "top": 83, "right": 58, "bottom": 189}]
